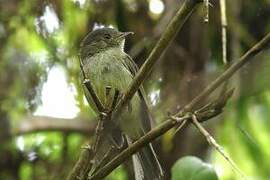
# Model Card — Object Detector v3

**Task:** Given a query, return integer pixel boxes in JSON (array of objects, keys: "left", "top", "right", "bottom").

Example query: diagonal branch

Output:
[
  {"left": 112, "top": 0, "right": 202, "bottom": 119},
  {"left": 67, "top": 144, "right": 95, "bottom": 180},
  {"left": 89, "top": 95, "right": 228, "bottom": 180},
  {"left": 175, "top": 31, "right": 270, "bottom": 116},
  {"left": 89, "top": 32, "right": 270, "bottom": 180},
  {"left": 190, "top": 114, "right": 246, "bottom": 178}
]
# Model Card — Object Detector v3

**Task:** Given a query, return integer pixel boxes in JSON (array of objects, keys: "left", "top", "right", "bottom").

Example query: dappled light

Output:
[
  {"left": 34, "top": 66, "right": 79, "bottom": 119},
  {"left": 0, "top": 0, "right": 270, "bottom": 180}
]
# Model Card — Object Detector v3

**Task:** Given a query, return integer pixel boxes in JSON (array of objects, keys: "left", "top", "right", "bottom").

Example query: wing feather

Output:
[{"left": 121, "top": 54, "right": 153, "bottom": 132}]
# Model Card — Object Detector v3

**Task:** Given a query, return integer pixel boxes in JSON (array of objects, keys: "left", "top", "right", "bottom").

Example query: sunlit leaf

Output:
[{"left": 171, "top": 156, "right": 218, "bottom": 180}]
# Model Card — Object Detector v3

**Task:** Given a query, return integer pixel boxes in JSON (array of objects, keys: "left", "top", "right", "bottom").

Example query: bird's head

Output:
[{"left": 80, "top": 27, "right": 133, "bottom": 58}]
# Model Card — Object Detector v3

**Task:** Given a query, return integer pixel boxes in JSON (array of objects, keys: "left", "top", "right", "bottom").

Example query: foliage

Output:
[
  {"left": 0, "top": 0, "right": 269, "bottom": 179},
  {"left": 171, "top": 156, "right": 218, "bottom": 180}
]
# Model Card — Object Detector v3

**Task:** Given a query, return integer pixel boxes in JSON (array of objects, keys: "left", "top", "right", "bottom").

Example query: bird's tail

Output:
[{"left": 132, "top": 144, "right": 164, "bottom": 180}]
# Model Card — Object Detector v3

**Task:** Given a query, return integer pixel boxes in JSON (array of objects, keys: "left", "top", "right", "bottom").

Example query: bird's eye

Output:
[{"left": 104, "top": 34, "right": 111, "bottom": 39}]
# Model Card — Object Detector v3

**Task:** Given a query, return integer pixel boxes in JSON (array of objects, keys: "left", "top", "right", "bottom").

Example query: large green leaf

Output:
[{"left": 171, "top": 156, "right": 218, "bottom": 180}]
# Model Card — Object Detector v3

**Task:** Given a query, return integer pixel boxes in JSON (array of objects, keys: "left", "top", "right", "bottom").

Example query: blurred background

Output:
[{"left": 0, "top": 0, "right": 270, "bottom": 179}]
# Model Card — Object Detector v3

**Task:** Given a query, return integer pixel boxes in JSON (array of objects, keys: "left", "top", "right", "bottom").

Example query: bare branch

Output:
[
  {"left": 176, "top": 31, "right": 270, "bottom": 116},
  {"left": 67, "top": 145, "right": 94, "bottom": 180},
  {"left": 191, "top": 114, "right": 246, "bottom": 179},
  {"left": 112, "top": 0, "right": 202, "bottom": 120},
  {"left": 203, "top": 0, "right": 209, "bottom": 23},
  {"left": 89, "top": 104, "right": 225, "bottom": 180},
  {"left": 220, "top": 0, "right": 228, "bottom": 64}
]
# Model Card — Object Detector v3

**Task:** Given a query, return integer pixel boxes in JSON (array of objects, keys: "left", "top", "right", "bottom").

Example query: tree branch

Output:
[
  {"left": 89, "top": 95, "right": 228, "bottom": 180},
  {"left": 89, "top": 32, "right": 270, "bottom": 180},
  {"left": 67, "top": 144, "right": 94, "bottom": 180},
  {"left": 176, "top": 31, "right": 270, "bottom": 116},
  {"left": 191, "top": 114, "right": 246, "bottom": 178},
  {"left": 13, "top": 116, "right": 96, "bottom": 136},
  {"left": 220, "top": 0, "right": 228, "bottom": 64},
  {"left": 112, "top": 0, "right": 202, "bottom": 119}
]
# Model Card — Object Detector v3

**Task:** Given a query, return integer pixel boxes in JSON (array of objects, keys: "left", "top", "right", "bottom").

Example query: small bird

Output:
[{"left": 79, "top": 27, "right": 163, "bottom": 180}]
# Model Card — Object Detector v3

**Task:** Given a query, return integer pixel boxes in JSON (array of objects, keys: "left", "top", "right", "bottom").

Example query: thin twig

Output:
[
  {"left": 67, "top": 144, "right": 94, "bottom": 180},
  {"left": 92, "top": 118, "right": 104, "bottom": 153},
  {"left": 191, "top": 114, "right": 246, "bottom": 179},
  {"left": 175, "top": 31, "right": 270, "bottom": 117},
  {"left": 220, "top": 0, "right": 228, "bottom": 64},
  {"left": 194, "top": 88, "right": 234, "bottom": 117},
  {"left": 204, "top": 0, "right": 209, "bottom": 23},
  {"left": 90, "top": 146, "right": 117, "bottom": 176},
  {"left": 218, "top": 0, "right": 229, "bottom": 103},
  {"left": 88, "top": 32, "right": 270, "bottom": 180},
  {"left": 174, "top": 88, "right": 234, "bottom": 135},
  {"left": 80, "top": 58, "right": 106, "bottom": 113}
]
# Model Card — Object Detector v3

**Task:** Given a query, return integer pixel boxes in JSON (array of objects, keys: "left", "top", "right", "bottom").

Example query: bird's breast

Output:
[
  {"left": 84, "top": 49, "right": 132, "bottom": 106},
  {"left": 83, "top": 49, "right": 143, "bottom": 138}
]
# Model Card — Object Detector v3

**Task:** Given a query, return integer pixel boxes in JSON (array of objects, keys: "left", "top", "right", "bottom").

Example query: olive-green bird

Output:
[{"left": 79, "top": 27, "right": 163, "bottom": 180}]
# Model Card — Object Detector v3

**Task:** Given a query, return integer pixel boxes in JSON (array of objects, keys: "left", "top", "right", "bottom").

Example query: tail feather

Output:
[
  {"left": 126, "top": 136, "right": 163, "bottom": 180},
  {"left": 136, "top": 144, "right": 164, "bottom": 180},
  {"left": 132, "top": 153, "right": 144, "bottom": 180}
]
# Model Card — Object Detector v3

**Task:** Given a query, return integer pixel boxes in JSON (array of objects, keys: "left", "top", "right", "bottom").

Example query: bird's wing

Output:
[
  {"left": 122, "top": 55, "right": 164, "bottom": 179},
  {"left": 122, "top": 54, "right": 153, "bottom": 132}
]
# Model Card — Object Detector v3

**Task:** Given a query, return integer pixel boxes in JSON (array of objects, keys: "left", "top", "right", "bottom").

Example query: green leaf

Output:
[{"left": 171, "top": 156, "right": 218, "bottom": 180}]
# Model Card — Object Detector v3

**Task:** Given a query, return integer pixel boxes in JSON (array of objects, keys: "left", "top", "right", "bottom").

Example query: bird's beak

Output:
[{"left": 118, "top": 31, "right": 134, "bottom": 39}]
